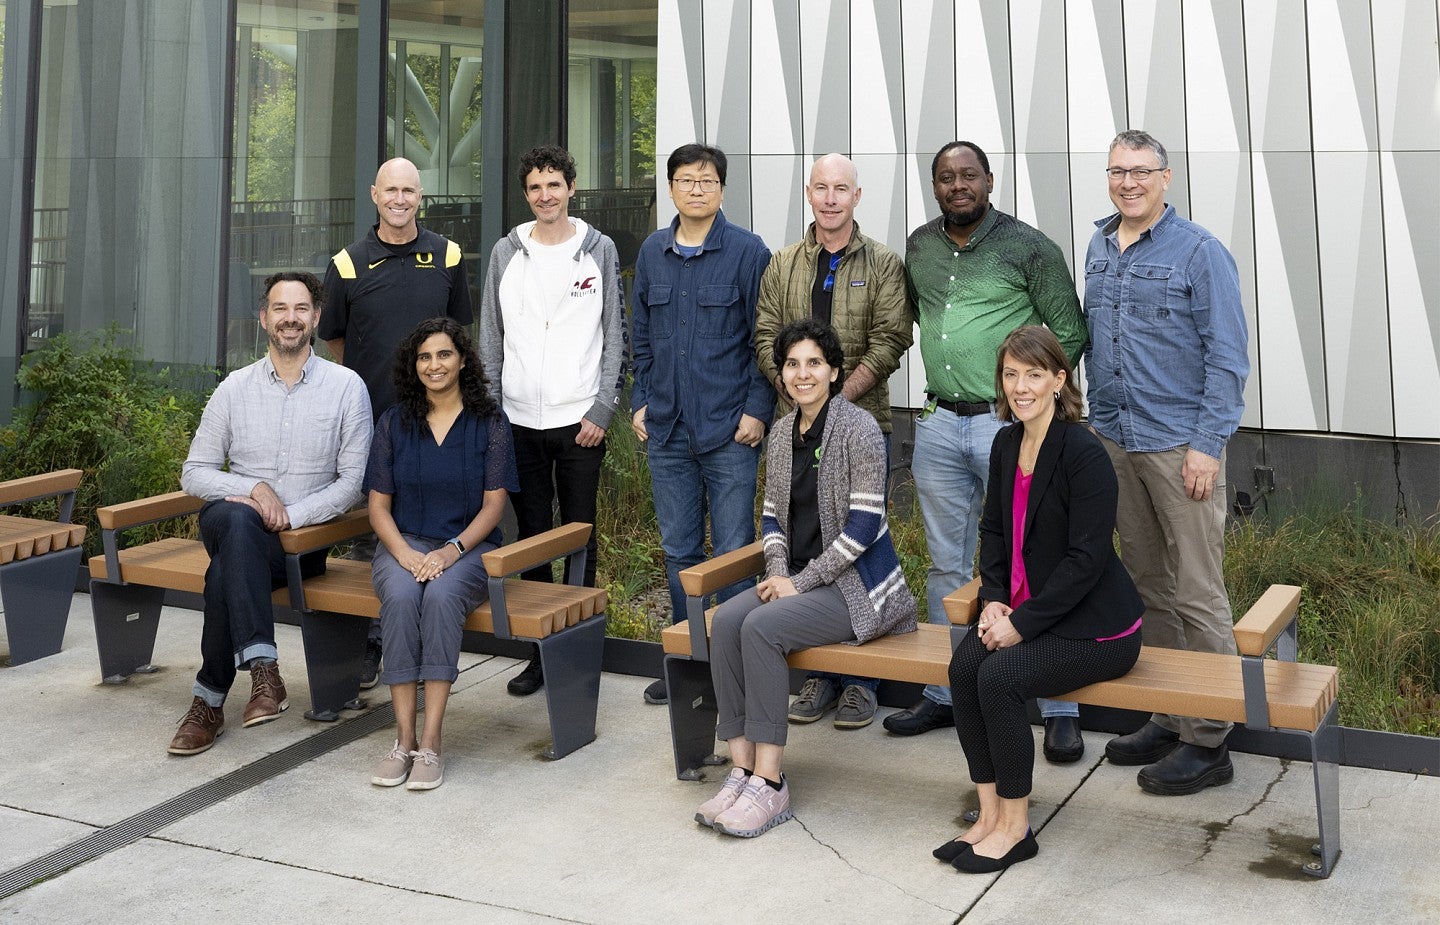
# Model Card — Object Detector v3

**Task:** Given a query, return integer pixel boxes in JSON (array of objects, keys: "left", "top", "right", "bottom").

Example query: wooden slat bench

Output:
[
  {"left": 89, "top": 494, "right": 607, "bottom": 759},
  {"left": 0, "top": 468, "right": 87, "bottom": 665},
  {"left": 661, "top": 542, "right": 1342, "bottom": 878}
]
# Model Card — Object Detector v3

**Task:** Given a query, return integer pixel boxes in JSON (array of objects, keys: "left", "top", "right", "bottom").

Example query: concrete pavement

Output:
[{"left": 1, "top": 595, "right": 1437, "bottom": 923}]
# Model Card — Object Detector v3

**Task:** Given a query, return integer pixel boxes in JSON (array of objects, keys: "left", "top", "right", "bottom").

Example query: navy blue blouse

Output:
[{"left": 364, "top": 405, "right": 520, "bottom": 546}]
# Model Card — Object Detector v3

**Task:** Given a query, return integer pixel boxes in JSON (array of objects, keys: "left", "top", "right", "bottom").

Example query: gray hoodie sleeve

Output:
[
  {"left": 584, "top": 233, "right": 626, "bottom": 431},
  {"left": 477, "top": 236, "right": 515, "bottom": 409}
]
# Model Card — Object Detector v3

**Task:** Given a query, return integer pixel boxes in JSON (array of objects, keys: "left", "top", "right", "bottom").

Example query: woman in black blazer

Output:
[{"left": 937, "top": 325, "right": 1144, "bottom": 874}]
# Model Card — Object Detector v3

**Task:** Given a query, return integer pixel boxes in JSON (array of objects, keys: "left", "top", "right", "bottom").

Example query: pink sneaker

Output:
[
  {"left": 712, "top": 775, "right": 793, "bottom": 838},
  {"left": 695, "top": 767, "right": 748, "bottom": 827}
]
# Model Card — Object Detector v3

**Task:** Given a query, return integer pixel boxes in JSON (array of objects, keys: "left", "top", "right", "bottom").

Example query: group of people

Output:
[{"left": 168, "top": 126, "right": 1250, "bottom": 863}]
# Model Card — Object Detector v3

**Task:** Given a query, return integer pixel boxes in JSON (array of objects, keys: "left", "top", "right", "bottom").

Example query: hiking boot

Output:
[
  {"left": 507, "top": 651, "right": 544, "bottom": 696},
  {"left": 167, "top": 697, "right": 224, "bottom": 755},
  {"left": 242, "top": 661, "right": 288, "bottom": 727},
  {"left": 833, "top": 684, "right": 877, "bottom": 729},
  {"left": 1105, "top": 721, "right": 1181, "bottom": 766},
  {"left": 370, "top": 740, "right": 414, "bottom": 787},
  {"left": 406, "top": 748, "right": 444, "bottom": 790},
  {"left": 359, "top": 641, "right": 382, "bottom": 690},
  {"left": 643, "top": 678, "right": 668, "bottom": 704},
  {"left": 788, "top": 677, "right": 840, "bottom": 723},
  {"left": 1137, "top": 743, "right": 1234, "bottom": 796},
  {"left": 713, "top": 775, "right": 793, "bottom": 838},
  {"left": 694, "top": 767, "right": 748, "bottom": 827}
]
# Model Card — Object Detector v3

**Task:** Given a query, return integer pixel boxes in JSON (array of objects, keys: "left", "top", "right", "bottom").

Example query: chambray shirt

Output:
[
  {"left": 1083, "top": 205, "right": 1249, "bottom": 459},
  {"left": 631, "top": 209, "right": 773, "bottom": 452},
  {"left": 181, "top": 351, "right": 372, "bottom": 528}
]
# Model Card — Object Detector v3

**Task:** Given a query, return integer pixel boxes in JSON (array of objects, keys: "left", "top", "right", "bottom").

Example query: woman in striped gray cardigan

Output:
[{"left": 695, "top": 318, "right": 918, "bottom": 839}]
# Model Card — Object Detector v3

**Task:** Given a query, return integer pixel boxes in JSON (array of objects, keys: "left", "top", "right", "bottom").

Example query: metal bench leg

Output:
[
  {"left": 298, "top": 609, "right": 369, "bottom": 721},
  {"left": 1303, "top": 702, "right": 1342, "bottom": 878},
  {"left": 89, "top": 580, "right": 164, "bottom": 682},
  {"left": 1, "top": 547, "right": 82, "bottom": 665},
  {"left": 536, "top": 616, "right": 607, "bottom": 759},
  {"left": 665, "top": 654, "right": 725, "bottom": 780}
]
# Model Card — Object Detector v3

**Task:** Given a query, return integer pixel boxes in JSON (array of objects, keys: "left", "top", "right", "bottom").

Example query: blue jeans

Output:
[
  {"left": 647, "top": 434, "right": 760, "bottom": 623},
  {"left": 911, "top": 407, "right": 1076, "bottom": 718}
]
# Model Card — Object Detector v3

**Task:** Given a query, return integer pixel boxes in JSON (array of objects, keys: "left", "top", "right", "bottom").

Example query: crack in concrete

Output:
[
  {"left": 791, "top": 813, "right": 960, "bottom": 918},
  {"left": 1187, "top": 759, "right": 1292, "bottom": 866}
]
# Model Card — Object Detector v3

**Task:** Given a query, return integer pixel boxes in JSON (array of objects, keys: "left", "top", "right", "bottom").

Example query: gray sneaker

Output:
[
  {"left": 833, "top": 683, "right": 878, "bottom": 729},
  {"left": 370, "top": 740, "right": 413, "bottom": 787},
  {"left": 788, "top": 677, "right": 840, "bottom": 723},
  {"left": 405, "top": 748, "right": 444, "bottom": 790}
]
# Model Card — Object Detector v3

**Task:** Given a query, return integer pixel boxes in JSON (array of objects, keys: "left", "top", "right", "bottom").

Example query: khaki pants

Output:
[{"left": 1099, "top": 436, "right": 1236, "bottom": 748}]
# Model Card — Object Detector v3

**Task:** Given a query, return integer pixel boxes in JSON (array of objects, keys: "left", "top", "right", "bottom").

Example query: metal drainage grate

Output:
[{"left": 0, "top": 702, "right": 396, "bottom": 901}]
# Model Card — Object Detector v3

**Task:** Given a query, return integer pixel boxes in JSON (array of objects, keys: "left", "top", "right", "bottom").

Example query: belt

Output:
[{"left": 930, "top": 395, "right": 991, "bottom": 416}]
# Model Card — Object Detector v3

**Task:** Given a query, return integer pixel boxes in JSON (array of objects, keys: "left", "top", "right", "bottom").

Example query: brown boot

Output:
[
  {"left": 242, "top": 661, "right": 288, "bottom": 727},
  {"left": 168, "top": 696, "right": 224, "bottom": 755}
]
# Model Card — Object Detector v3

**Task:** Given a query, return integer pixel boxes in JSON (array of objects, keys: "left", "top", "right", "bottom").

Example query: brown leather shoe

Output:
[
  {"left": 242, "top": 661, "right": 288, "bottom": 727},
  {"left": 168, "top": 696, "right": 224, "bottom": 755}
]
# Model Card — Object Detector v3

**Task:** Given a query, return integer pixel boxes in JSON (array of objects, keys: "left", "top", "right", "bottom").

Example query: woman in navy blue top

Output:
[{"left": 364, "top": 317, "right": 519, "bottom": 790}]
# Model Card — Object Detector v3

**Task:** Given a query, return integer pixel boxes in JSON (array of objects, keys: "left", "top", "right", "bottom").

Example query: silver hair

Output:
[{"left": 1109, "top": 130, "right": 1168, "bottom": 169}]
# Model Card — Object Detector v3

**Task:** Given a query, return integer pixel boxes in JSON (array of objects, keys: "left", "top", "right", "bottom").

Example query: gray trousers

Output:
[
  {"left": 1100, "top": 436, "right": 1237, "bottom": 747},
  {"left": 371, "top": 533, "right": 493, "bottom": 685},
  {"left": 711, "top": 585, "right": 855, "bottom": 747}
]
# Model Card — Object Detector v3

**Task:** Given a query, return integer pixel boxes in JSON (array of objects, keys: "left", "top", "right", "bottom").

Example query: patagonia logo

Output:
[
  {"left": 849, "top": 280, "right": 866, "bottom": 287},
  {"left": 415, "top": 252, "right": 435, "bottom": 267}
]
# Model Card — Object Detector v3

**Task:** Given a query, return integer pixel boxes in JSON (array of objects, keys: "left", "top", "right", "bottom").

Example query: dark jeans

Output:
[
  {"left": 194, "top": 500, "right": 326, "bottom": 699},
  {"left": 511, "top": 421, "right": 605, "bottom": 587}
]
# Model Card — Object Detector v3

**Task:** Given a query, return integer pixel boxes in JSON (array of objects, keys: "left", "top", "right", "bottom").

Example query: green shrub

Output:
[{"left": 0, "top": 329, "right": 212, "bottom": 553}]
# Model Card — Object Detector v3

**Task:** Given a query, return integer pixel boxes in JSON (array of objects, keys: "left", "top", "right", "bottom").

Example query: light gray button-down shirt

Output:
[{"left": 181, "top": 350, "right": 372, "bottom": 528}]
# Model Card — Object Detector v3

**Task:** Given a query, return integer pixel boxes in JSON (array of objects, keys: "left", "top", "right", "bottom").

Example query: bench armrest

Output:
[
  {"left": 96, "top": 492, "right": 204, "bottom": 532},
  {"left": 481, "top": 522, "right": 592, "bottom": 579},
  {"left": 941, "top": 578, "right": 982, "bottom": 625},
  {"left": 279, "top": 508, "right": 371, "bottom": 555},
  {"left": 0, "top": 468, "right": 83, "bottom": 507},
  {"left": 678, "top": 542, "right": 765, "bottom": 597},
  {"left": 1232, "top": 584, "right": 1302, "bottom": 657}
]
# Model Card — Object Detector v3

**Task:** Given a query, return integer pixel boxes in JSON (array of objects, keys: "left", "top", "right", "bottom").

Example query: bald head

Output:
[
  {"left": 371, "top": 158, "right": 422, "bottom": 243},
  {"left": 807, "top": 153, "right": 862, "bottom": 245}
]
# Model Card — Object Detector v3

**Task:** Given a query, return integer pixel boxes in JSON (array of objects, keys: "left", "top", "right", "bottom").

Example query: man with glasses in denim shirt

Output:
[
  {"left": 1086, "top": 130, "right": 1249, "bottom": 796},
  {"left": 886, "top": 141, "right": 1087, "bottom": 757},
  {"left": 752, "top": 153, "right": 911, "bottom": 730},
  {"left": 631, "top": 143, "right": 773, "bottom": 705}
]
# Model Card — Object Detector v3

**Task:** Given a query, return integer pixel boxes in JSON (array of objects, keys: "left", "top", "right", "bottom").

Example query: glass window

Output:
[{"left": 568, "top": 0, "right": 657, "bottom": 269}]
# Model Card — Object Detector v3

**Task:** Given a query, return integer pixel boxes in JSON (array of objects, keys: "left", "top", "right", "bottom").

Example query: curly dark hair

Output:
[
  {"left": 773, "top": 317, "right": 846, "bottom": 398},
  {"left": 518, "top": 144, "right": 576, "bottom": 188},
  {"left": 391, "top": 317, "right": 496, "bottom": 427}
]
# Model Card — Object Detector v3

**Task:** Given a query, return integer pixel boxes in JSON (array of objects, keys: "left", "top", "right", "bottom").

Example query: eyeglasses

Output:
[
  {"left": 1104, "top": 166, "right": 1163, "bottom": 181},
  {"left": 822, "top": 253, "right": 842, "bottom": 292},
  {"left": 672, "top": 177, "right": 722, "bottom": 192}
]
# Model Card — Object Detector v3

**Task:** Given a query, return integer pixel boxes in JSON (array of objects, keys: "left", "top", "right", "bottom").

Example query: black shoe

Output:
[
  {"left": 952, "top": 830, "right": 1039, "bottom": 873},
  {"left": 1137, "top": 743, "right": 1234, "bottom": 796},
  {"left": 359, "top": 642, "right": 382, "bottom": 690},
  {"left": 506, "top": 652, "right": 544, "bottom": 696},
  {"left": 643, "top": 678, "right": 669, "bottom": 704},
  {"left": 1104, "top": 721, "right": 1181, "bottom": 766},
  {"left": 881, "top": 698, "right": 955, "bottom": 736},
  {"left": 1042, "top": 716, "right": 1084, "bottom": 763},
  {"left": 933, "top": 838, "right": 974, "bottom": 863}
]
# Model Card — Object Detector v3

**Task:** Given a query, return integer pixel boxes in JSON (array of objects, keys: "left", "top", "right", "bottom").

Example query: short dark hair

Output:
[
  {"left": 993, "top": 325, "right": 1083, "bottom": 423},
  {"left": 392, "top": 317, "right": 497, "bottom": 426},
  {"left": 773, "top": 317, "right": 846, "bottom": 398},
  {"left": 518, "top": 144, "right": 576, "bottom": 188},
  {"left": 259, "top": 271, "right": 323, "bottom": 312},
  {"left": 666, "top": 143, "right": 727, "bottom": 185},
  {"left": 931, "top": 141, "right": 991, "bottom": 179}
]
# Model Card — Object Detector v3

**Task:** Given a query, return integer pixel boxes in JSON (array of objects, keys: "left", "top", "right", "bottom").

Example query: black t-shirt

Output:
[
  {"left": 810, "top": 248, "right": 841, "bottom": 326},
  {"left": 787, "top": 399, "right": 830, "bottom": 572}
]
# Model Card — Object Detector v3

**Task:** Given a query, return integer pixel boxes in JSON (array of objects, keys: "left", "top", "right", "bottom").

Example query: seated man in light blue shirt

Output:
[{"left": 169, "top": 271, "right": 372, "bottom": 756}]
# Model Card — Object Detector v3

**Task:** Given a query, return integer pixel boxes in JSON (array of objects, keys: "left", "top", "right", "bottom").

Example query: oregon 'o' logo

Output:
[{"left": 415, "top": 252, "right": 434, "bottom": 266}]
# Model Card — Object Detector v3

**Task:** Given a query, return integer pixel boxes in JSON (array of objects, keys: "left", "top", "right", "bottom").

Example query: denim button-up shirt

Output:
[
  {"left": 631, "top": 209, "right": 773, "bottom": 452},
  {"left": 1083, "top": 205, "right": 1249, "bottom": 459}
]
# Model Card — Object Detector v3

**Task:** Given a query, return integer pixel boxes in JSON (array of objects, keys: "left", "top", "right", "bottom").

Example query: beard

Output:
[
  {"left": 943, "top": 202, "right": 987, "bottom": 228},
  {"left": 268, "top": 326, "right": 312, "bottom": 359}
]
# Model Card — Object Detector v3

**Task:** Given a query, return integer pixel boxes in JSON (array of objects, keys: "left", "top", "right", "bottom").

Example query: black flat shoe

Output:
[
  {"left": 952, "top": 830, "right": 1039, "bottom": 873},
  {"left": 1104, "top": 721, "right": 1181, "bottom": 765},
  {"left": 933, "top": 838, "right": 974, "bottom": 863},
  {"left": 881, "top": 698, "right": 955, "bottom": 736},
  {"left": 1042, "top": 716, "right": 1084, "bottom": 763},
  {"left": 1137, "top": 743, "right": 1234, "bottom": 796}
]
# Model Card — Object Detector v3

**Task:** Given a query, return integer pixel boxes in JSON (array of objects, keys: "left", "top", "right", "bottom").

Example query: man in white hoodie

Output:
[{"left": 478, "top": 144, "right": 625, "bottom": 697}]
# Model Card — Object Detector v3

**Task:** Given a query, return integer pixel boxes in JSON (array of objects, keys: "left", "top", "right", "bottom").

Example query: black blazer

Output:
[{"left": 978, "top": 416, "right": 1143, "bottom": 641}]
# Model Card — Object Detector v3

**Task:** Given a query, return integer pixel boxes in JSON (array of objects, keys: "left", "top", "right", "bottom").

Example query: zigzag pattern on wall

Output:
[{"left": 656, "top": 0, "right": 1440, "bottom": 440}]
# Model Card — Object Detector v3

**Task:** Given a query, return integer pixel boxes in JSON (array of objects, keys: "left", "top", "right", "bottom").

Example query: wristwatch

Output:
[{"left": 446, "top": 536, "right": 466, "bottom": 556}]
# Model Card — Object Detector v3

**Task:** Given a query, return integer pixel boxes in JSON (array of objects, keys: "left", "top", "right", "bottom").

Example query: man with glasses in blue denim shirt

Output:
[
  {"left": 752, "top": 153, "right": 912, "bottom": 731},
  {"left": 631, "top": 143, "right": 773, "bottom": 705},
  {"left": 1085, "top": 130, "right": 1250, "bottom": 796}
]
